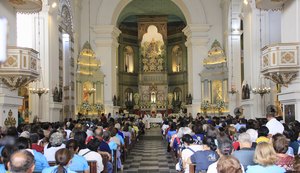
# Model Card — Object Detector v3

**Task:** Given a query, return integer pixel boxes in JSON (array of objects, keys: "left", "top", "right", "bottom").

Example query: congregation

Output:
[
  {"left": 163, "top": 112, "right": 300, "bottom": 173},
  {"left": 0, "top": 114, "right": 144, "bottom": 173},
  {"left": 1, "top": 111, "right": 300, "bottom": 173}
]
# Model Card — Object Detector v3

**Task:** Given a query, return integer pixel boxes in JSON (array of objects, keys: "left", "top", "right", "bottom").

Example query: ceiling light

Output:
[
  {"left": 244, "top": 0, "right": 248, "bottom": 5},
  {"left": 51, "top": 2, "right": 57, "bottom": 8}
]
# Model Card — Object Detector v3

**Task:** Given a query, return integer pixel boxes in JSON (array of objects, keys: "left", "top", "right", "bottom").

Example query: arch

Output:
[{"left": 96, "top": 0, "right": 207, "bottom": 25}]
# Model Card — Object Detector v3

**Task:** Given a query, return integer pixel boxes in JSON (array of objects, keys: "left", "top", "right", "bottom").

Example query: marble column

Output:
[
  {"left": 93, "top": 25, "right": 121, "bottom": 114},
  {"left": 183, "top": 24, "right": 210, "bottom": 118}
]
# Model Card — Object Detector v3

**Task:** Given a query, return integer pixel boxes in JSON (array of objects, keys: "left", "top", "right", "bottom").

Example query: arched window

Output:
[
  {"left": 173, "top": 87, "right": 182, "bottom": 101},
  {"left": 124, "top": 46, "right": 134, "bottom": 73},
  {"left": 172, "top": 45, "right": 183, "bottom": 72},
  {"left": 124, "top": 88, "right": 134, "bottom": 102}
]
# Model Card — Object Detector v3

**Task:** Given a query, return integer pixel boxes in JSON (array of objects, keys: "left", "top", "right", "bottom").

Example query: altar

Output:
[{"left": 149, "top": 117, "right": 163, "bottom": 124}]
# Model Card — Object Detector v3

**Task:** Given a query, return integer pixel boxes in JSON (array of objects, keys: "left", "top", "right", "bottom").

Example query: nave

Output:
[{"left": 123, "top": 127, "right": 176, "bottom": 173}]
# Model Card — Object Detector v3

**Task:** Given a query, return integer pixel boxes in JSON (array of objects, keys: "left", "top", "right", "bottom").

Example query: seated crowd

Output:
[
  {"left": 163, "top": 112, "right": 300, "bottom": 173},
  {"left": 0, "top": 114, "right": 144, "bottom": 173}
]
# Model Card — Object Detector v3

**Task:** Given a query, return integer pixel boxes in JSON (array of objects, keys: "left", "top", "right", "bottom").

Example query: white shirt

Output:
[
  {"left": 207, "top": 160, "right": 245, "bottom": 173},
  {"left": 43, "top": 143, "right": 65, "bottom": 161},
  {"left": 181, "top": 145, "right": 203, "bottom": 173},
  {"left": 78, "top": 148, "right": 104, "bottom": 173},
  {"left": 266, "top": 118, "right": 284, "bottom": 135}
]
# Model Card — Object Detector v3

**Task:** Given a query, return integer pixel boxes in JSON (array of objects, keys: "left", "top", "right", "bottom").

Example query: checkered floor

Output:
[{"left": 122, "top": 128, "right": 177, "bottom": 173}]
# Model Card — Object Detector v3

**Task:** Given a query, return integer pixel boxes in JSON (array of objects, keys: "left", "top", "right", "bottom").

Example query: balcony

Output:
[
  {"left": 0, "top": 46, "right": 40, "bottom": 90},
  {"left": 256, "top": 0, "right": 288, "bottom": 11},
  {"left": 261, "top": 43, "right": 300, "bottom": 86}
]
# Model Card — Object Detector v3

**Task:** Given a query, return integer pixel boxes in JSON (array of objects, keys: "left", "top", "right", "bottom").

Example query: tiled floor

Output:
[{"left": 122, "top": 127, "right": 177, "bottom": 173}]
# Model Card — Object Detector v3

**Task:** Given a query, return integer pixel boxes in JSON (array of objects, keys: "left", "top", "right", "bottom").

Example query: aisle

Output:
[{"left": 122, "top": 127, "right": 177, "bottom": 173}]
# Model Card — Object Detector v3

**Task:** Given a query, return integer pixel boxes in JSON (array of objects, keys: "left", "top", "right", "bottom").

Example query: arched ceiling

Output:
[{"left": 117, "top": 0, "right": 186, "bottom": 25}]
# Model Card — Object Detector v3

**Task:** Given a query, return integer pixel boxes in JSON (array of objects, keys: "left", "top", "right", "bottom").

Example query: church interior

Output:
[{"left": 0, "top": 0, "right": 300, "bottom": 173}]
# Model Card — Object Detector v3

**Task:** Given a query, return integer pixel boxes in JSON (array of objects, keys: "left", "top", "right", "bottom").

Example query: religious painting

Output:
[
  {"left": 211, "top": 80, "right": 223, "bottom": 103},
  {"left": 284, "top": 104, "right": 295, "bottom": 124}
]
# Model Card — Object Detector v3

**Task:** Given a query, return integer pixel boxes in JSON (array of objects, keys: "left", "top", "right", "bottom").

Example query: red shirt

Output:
[{"left": 32, "top": 143, "right": 44, "bottom": 154}]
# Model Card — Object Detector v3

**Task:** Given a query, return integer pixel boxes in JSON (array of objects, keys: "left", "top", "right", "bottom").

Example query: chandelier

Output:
[
  {"left": 252, "top": 86, "right": 271, "bottom": 97},
  {"left": 29, "top": 87, "right": 49, "bottom": 97}
]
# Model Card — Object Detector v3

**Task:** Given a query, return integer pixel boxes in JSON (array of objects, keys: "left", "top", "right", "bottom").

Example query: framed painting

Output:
[{"left": 284, "top": 104, "right": 295, "bottom": 124}]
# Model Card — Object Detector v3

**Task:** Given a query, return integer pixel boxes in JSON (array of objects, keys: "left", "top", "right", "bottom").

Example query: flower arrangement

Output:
[
  {"left": 81, "top": 101, "right": 92, "bottom": 112},
  {"left": 93, "top": 103, "right": 104, "bottom": 111},
  {"left": 201, "top": 100, "right": 211, "bottom": 110},
  {"left": 216, "top": 99, "right": 225, "bottom": 110}
]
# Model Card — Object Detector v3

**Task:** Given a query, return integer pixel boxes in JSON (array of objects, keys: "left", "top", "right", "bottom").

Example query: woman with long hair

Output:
[
  {"left": 42, "top": 148, "right": 75, "bottom": 173},
  {"left": 246, "top": 142, "right": 285, "bottom": 173}
]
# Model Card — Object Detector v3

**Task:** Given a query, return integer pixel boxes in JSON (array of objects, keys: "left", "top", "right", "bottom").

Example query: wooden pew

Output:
[
  {"left": 112, "top": 149, "right": 118, "bottom": 173},
  {"left": 189, "top": 164, "right": 196, "bottom": 173},
  {"left": 100, "top": 153, "right": 109, "bottom": 173},
  {"left": 48, "top": 160, "right": 98, "bottom": 173}
]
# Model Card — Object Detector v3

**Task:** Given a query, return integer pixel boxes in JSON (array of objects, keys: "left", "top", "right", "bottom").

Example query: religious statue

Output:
[
  {"left": 186, "top": 94, "right": 192, "bottom": 105},
  {"left": 4, "top": 110, "right": 16, "bottom": 127},
  {"left": 58, "top": 87, "right": 63, "bottom": 102},
  {"left": 53, "top": 86, "right": 59, "bottom": 102},
  {"left": 113, "top": 95, "right": 117, "bottom": 106}
]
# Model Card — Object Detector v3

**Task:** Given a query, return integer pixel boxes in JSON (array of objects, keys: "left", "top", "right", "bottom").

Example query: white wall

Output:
[
  {"left": 203, "top": 0, "right": 223, "bottom": 46},
  {"left": 281, "top": 0, "right": 300, "bottom": 42},
  {"left": 268, "top": 11, "right": 281, "bottom": 44},
  {"left": 0, "top": 1, "right": 16, "bottom": 45}
]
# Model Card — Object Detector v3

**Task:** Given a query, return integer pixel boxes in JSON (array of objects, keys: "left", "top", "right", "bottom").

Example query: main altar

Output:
[{"left": 136, "top": 17, "right": 168, "bottom": 114}]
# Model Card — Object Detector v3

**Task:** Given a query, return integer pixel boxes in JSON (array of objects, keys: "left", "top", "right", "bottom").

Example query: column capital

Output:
[
  {"left": 93, "top": 25, "right": 121, "bottom": 47},
  {"left": 183, "top": 24, "right": 211, "bottom": 46}
]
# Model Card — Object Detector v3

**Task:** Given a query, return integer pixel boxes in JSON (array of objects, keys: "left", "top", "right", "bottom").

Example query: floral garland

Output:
[
  {"left": 216, "top": 99, "right": 225, "bottom": 110},
  {"left": 201, "top": 100, "right": 211, "bottom": 110}
]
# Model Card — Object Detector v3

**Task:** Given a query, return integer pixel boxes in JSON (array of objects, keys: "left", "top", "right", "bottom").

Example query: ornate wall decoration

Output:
[
  {"left": 265, "top": 72, "right": 298, "bottom": 87},
  {"left": 4, "top": 110, "right": 16, "bottom": 127},
  {"left": 141, "top": 38, "right": 165, "bottom": 72},
  {"left": 203, "top": 40, "right": 226, "bottom": 65},
  {"left": 4, "top": 56, "right": 18, "bottom": 67},
  {"left": 30, "top": 57, "right": 37, "bottom": 70},
  {"left": 281, "top": 52, "right": 295, "bottom": 64},
  {"left": 263, "top": 54, "right": 269, "bottom": 67}
]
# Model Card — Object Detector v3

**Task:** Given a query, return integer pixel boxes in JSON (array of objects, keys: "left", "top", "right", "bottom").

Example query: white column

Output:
[
  {"left": 228, "top": 31, "right": 242, "bottom": 115},
  {"left": 278, "top": 0, "right": 300, "bottom": 121},
  {"left": 93, "top": 25, "right": 121, "bottom": 114},
  {"left": 183, "top": 24, "right": 210, "bottom": 118}
]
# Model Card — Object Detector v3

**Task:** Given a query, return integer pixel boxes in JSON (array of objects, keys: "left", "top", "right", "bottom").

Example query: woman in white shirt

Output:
[{"left": 44, "top": 132, "right": 65, "bottom": 161}]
